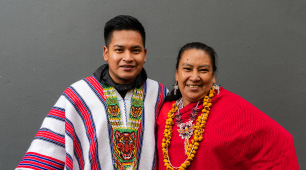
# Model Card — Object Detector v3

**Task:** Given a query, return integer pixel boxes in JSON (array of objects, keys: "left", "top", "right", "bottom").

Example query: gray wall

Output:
[{"left": 1, "top": 0, "right": 305, "bottom": 169}]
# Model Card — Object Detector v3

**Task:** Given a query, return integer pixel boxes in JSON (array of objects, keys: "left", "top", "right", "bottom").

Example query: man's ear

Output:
[
  {"left": 144, "top": 48, "right": 147, "bottom": 63},
  {"left": 103, "top": 46, "right": 109, "bottom": 62}
]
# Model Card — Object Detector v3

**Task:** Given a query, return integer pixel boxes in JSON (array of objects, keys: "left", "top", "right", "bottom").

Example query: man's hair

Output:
[{"left": 104, "top": 15, "right": 146, "bottom": 47}]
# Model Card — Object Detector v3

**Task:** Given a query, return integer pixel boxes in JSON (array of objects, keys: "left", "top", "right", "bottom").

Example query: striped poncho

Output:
[{"left": 16, "top": 76, "right": 167, "bottom": 170}]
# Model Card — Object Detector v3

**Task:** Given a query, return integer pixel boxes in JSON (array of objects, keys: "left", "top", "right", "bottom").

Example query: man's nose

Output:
[{"left": 123, "top": 51, "right": 133, "bottom": 62}]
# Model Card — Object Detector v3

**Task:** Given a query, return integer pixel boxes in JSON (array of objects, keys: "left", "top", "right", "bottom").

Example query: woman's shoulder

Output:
[
  {"left": 157, "top": 101, "right": 175, "bottom": 117},
  {"left": 156, "top": 101, "right": 176, "bottom": 126},
  {"left": 209, "top": 88, "right": 297, "bottom": 168},
  {"left": 214, "top": 87, "right": 259, "bottom": 111},
  {"left": 213, "top": 87, "right": 291, "bottom": 135},
  {"left": 160, "top": 100, "right": 176, "bottom": 112}
]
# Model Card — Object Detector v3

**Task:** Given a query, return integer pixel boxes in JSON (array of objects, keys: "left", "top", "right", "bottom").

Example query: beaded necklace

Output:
[
  {"left": 162, "top": 87, "right": 215, "bottom": 170},
  {"left": 102, "top": 83, "right": 143, "bottom": 170},
  {"left": 175, "top": 99, "right": 200, "bottom": 155}
]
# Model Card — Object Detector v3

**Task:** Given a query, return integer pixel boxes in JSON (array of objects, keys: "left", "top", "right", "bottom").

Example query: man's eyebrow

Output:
[
  {"left": 112, "top": 45, "right": 143, "bottom": 48},
  {"left": 113, "top": 45, "right": 124, "bottom": 47},
  {"left": 131, "top": 45, "right": 142, "bottom": 48}
]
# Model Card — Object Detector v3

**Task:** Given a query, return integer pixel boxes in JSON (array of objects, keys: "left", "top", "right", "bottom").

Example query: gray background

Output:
[{"left": 1, "top": 0, "right": 305, "bottom": 169}]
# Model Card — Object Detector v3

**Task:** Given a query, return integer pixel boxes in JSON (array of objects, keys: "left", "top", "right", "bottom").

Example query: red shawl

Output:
[{"left": 157, "top": 87, "right": 299, "bottom": 169}]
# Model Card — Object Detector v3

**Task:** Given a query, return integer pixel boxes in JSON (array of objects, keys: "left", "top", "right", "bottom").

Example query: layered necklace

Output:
[
  {"left": 175, "top": 99, "right": 200, "bottom": 155},
  {"left": 162, "top": 87, "right": 215, "bottom": 170}
]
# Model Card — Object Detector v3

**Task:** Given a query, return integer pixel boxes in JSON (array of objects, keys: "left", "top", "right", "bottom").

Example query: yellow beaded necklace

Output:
[{"left": 162, "top": 87, "right": 215, "bottom": 170}]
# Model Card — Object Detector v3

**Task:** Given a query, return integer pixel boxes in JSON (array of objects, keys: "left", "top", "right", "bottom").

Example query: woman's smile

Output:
[{"left": 186, "top": 84, "right": 202, "bottom": 89}]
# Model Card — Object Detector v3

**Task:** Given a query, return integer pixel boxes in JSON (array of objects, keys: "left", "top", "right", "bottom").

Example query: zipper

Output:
[{"left": 123, "top": 98, "right": 128, "bottom": 128}]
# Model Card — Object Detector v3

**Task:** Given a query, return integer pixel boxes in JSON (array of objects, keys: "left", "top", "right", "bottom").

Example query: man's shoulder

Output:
[
  {"left": 69, "top": 76, "right": 92, "bottom": 84},
  {"left": 144, "top": 79, "right": 169, "bottom": 98},
  {"left": 65, "top": 76, "right": 98, "bottom": 90},
  {"left": 145, "top": 78, "right": 167, "bottom": 89},
  {"left": 146, "top": 78, "right": 164, "bottom": 85}
]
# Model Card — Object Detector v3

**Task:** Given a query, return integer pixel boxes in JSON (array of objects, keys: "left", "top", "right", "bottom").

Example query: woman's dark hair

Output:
[
  {"left": 104, "top": 15, "right": 146, "bottom": 47},
  {"left": 166, "top": 42, "right": 218, "bottom": 101}
]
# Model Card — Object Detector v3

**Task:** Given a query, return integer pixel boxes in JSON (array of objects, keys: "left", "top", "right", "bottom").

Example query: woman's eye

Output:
[{"left": 200, "top": 69, "right": 209, "bottom": 72}]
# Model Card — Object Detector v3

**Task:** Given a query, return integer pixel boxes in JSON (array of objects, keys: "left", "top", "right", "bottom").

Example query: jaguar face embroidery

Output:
[
  {"left": 108, "top": 105, "right": 120, "bottom": 117},
  {"left": 114, "top": 131, "right": 136, "bottom": 160},
  {"left": 131, "top": 106, "right": 142, "bottom": 118}
]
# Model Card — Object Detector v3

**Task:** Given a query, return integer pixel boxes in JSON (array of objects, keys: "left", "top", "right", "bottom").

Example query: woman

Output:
[{"left": 156, "top": 42, "right": 299, "bottom": 170}]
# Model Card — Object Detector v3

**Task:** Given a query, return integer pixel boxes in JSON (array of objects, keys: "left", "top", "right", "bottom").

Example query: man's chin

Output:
[{"left": 119, "top": 76, "right": 137, "bottom": 84}]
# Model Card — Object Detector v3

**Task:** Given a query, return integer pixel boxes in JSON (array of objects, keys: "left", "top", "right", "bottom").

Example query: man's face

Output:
[{"left": 103, "top": 30, "right": 147, "bottom": 84}]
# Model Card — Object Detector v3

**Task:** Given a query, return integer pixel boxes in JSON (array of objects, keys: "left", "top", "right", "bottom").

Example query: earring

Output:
[
  {"left": 174, "top": 81, "right": 179, "bottom": 95},
  {"left": 213, "top": 83, "right": 220, "bottom": 95}
]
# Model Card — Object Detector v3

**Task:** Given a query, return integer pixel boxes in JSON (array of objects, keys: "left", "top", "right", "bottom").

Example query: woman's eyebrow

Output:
[{"left": 182, "top": 63, "right": 211, "bottom": 68}]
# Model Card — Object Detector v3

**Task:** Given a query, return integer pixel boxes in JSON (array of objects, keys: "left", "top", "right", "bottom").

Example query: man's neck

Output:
[{"left": 93, "top": 64, "right": 147, "bottom": 98}]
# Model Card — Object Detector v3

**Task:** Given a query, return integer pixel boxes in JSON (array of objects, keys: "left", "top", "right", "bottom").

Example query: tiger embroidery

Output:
[
  {"left": 114, "top": 131, "right": 136, "bottom": 160},
  {"left": 131, "top": 106, "right": 142, "bottom": 118},
  {"left": 108, "top": 105, "right": 120, "bottom": 117}
]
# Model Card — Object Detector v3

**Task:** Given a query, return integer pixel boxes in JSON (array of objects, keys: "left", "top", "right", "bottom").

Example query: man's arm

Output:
[{"left": 16, "top": 95, "right": 67, "bottom": 170}]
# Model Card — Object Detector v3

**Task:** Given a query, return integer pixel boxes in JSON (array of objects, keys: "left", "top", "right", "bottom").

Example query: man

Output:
[{"left": 16, "top": 15, "right": 167, "bottom": 170}]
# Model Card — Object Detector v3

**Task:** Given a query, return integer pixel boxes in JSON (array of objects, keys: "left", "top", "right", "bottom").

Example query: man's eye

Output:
[
  {"left": 133, "top": 49, "right": 141, "bottom": 53},
  {"left": 183, "top": 68, "right": 192, "bottom": 71},
  {"left": 115, "top": 49, "right": 123, "bottom": 52}
]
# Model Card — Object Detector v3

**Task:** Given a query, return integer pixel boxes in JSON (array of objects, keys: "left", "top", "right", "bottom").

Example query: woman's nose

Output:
[{"left": 189, "top": 71, "right": 200, "bottom": 81}]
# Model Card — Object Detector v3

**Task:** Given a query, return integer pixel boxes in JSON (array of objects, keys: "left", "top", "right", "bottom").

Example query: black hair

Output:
[
  {"left": 104, "top": 15, "right": 146, "bottom": 47},
  {"left": 166, "top": 42, "right": 218, "bottom": 101}
]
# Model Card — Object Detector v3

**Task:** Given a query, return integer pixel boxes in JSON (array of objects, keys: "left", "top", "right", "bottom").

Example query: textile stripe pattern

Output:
[
  {"left": 16, "top": 152, "right": 65, "bottom": 169},
  {"left": 16, "top": 76, "right": 167, "bottom": 170},
  {"left": 64, "top": 86, "right": 101, "bottom": 170}
]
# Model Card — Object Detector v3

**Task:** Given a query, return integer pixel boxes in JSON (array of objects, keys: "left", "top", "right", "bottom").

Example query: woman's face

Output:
[{"left": 175, "top": 48, "right": 215, "bottom": 106}]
